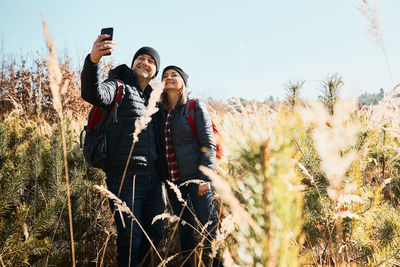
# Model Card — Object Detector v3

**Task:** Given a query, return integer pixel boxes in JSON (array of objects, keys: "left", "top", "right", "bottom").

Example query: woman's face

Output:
[{"left": 162, "top": 69, "right": 184, "bottom": 92}]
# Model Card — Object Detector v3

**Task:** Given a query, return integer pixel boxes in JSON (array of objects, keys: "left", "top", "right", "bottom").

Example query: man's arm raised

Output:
[{"left": 81, "top": 35, "right": 116, "bottom": 107}]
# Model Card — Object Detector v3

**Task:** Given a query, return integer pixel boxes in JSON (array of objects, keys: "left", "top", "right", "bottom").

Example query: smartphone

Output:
[{"left": 100, "top": 27, "right": 113, "bottom": 56}]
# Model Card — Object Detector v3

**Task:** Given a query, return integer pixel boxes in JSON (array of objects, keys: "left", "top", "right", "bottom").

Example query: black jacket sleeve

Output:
[
  {"left": 194, "top": 100, "right": 217, "bottom": 181},
  {"left": 81, "top": 54, "right": 116, "bottom": 107}
]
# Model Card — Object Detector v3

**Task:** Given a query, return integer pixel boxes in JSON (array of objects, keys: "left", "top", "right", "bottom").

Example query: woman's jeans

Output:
[
  {"left": 167, "top": 182, "right": 222, "bottom": 267},
  {"left": 106, "top": 171, "right": 164, "bottom": 267}
]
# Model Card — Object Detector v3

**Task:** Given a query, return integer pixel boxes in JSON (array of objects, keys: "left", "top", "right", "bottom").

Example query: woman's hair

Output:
[{"left": 160, "top": 84, "right": 188, "bottom": 110}]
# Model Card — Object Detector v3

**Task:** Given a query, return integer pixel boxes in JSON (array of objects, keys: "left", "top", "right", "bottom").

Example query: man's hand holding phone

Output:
[{"left": 90, "top": 28, "right": 115, "bottom": 64}]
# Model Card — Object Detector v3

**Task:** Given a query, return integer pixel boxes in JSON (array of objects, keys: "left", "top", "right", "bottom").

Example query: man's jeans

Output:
[
  {"left": 106, "top": 171, "right": 164, "bottom": 267},
  {"left": 167, "top": 182, "right": 222, "bottom": 267}
]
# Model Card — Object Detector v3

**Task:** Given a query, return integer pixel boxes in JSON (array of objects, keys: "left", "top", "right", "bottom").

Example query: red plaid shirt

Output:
[{"left": 165, "top": 108, "right": 180, "bottom": 181}]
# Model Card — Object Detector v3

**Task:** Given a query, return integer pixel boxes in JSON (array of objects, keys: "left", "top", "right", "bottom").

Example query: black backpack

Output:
[{"left": 80, "top": 80, "right": 125, "bottom": 169}]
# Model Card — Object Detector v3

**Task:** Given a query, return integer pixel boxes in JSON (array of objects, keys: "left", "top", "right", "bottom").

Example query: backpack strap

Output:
[
  {"left": 80, "top": 80, "right": 125, "bottom": 149},
  {"left": 112, "top": 79, "right": 125, "bottom": 122},
  {"left": 184, "top": 98, "right": 222, "bottom": 161},
  {"left": 87, "top": 107, "right": 101, "bottom": 129},
  {"left": 185, "top": 98, "right": 198, "bottom": 137}
]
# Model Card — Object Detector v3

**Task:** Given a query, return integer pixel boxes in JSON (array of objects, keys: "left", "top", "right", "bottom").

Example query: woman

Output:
[{"left": 154, "top": 65, "right": 221, "bottom": 267}]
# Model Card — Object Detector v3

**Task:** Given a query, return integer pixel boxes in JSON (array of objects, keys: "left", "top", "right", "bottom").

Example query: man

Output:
[{"left": 81, "top": 34, "right": 163, "bottom": 266}]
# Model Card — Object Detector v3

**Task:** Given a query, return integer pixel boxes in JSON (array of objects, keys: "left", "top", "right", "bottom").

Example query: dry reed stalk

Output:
[
  {"left": 166, "top": 180, "right": 213, "bottom": 238},
  {"left": 152, "top": 212, "right": 213, "bottom": 244},
  {"left": 262, "top": 140, "right": 274, "bottom": 266},
  {"left": 156, "top": 253, "right": 179, "bottom": 267},
  {"left": 197, "top": 249, "right": 203, "bottom": 267},
  {"left": 162, "top": 202, "right": 186, "bottom": 257},
  {"left": 5, "top": 95, "right": 23, "bottom": 115},
  {"left": 99, "top": 223, "right": 113, "bottom": 266},
  {"left": 100, "top": 81, "right": 165, "bottom": 266},
  {"left": 210, "top": 215, "right": 235, "bottom": 258},
  {"left": 293, "top": 159, "right": 314, "bottom": 184},
  {"left": 222, "top": 248, "right": 237, "bottom": 267},
  {"left": 200, "top": 166, "right": 262, "bottom": 235},
  {"left": 179, "top": 179, "right": 207, "bottom": 187},
  {"left": 117, "top": 81, "right": 165, "bottom": 197},
  {"left": 152, "top": 212, "right": 181, "bottom": 224},
  {"left": 358, "top": 0, "right": 393, "bottom": 84},
  {"left": 133, "top": 81, "right": 165, "bottom": 143},
  {"left": 199, "top": 220, "right": 214, "bottom": 265},
  {"left": 179, "top": 232, "right": 212, "bottom": 267},
  {"left": 167, "top": 180, "right": 186, "bottom": 204},
  {"left": 159, "top": 180, "right": 218, "bottom": 265},
  {"left": 41, "top": 16, "right": 75, "bottom": 267},
  {"left": 37, "top": 72, "right": 42, "bottom": 115},
  {"left": 94, "top": 185, "right": 164, "bottom": 264},
  {"left": 0, "top": 255, "right": 4, "bottom": 267},
  {"left": 359, "top": 0, "right": 383, "bottom": 47},
  {"left": 128, "top": 174, "right": 136, "bottom": 267},
  {"left": 117, "top": 207, "right": 126, "bottom": 228}
]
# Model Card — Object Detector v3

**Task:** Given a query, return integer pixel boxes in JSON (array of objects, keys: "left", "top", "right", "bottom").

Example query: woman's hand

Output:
[
  {"left": 89, "top": 35, "right": 115, "bottom": 64},
  {"left": 198, "top": 182, "right": 211, "bottom": 196}
]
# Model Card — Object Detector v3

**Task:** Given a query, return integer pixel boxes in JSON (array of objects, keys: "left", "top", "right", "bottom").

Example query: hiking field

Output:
[{"left": 1, "top": 10, "right": 400, "bottom": 267}]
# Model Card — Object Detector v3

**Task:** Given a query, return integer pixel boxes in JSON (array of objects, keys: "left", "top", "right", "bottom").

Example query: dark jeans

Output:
[
  {"left": 167, "top": 182, "right": 222, "bottom": 267},
  {"left": 106, "top": 171, "right": 164, "bottom": 267}
]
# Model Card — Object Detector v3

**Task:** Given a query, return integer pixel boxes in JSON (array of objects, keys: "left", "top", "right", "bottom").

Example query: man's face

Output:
[{"left": 132, "top": 54, "right": 157, "bottom": 79}]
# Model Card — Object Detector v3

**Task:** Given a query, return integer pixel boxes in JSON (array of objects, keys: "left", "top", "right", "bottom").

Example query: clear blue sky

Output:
[{"left": 1, "top": 0, "right": 399, "bottom": 101}]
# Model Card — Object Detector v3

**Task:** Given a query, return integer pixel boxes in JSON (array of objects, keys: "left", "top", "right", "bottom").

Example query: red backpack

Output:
[
  {"left": 184, "top": 98, "right": 223, "bottom": 160},
  {"left": 80, "top": 80, "right": 125, "bottom": 169}
]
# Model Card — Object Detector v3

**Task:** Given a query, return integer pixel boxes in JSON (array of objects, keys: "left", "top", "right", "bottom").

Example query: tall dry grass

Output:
[
  {"left": 2, "top": 52, "right": 400, "bottom": 264},
  {"left": 205, "top": 101, "right": 304, "bottom": 266},
  {"left": 2, "top": 9, "right": 400, "bottom": 266},
  {"left": 42, "top": 16, "right": 76, "bottom": 266}
]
